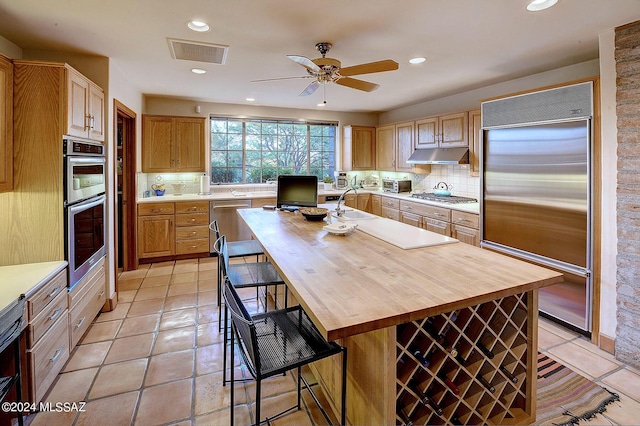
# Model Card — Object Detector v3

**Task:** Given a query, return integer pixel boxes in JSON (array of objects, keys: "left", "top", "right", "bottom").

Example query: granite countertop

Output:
[
  {"left": 138, "top": 188, "right": 480, "bottom": 214},
  {"left": 0, "top": 261, "right": 67, "bottom": 312}
]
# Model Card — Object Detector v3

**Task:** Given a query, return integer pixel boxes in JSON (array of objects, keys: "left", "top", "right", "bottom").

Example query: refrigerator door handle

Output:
[{"left": 481, "top": 241, "right": 591, "bottom": 278}]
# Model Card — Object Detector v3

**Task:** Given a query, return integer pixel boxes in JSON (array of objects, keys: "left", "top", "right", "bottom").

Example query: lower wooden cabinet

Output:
[
  {"left": 371, "top": 194, "right": 382, "bottom": 216},
  {"left": 68, "top": 259, "right": 106, "bottom": 348},
  {"left": 25, "top": 269, "right": 69, "bottom": 403},
  {"left": 357, "top": 193, "right": 371, "bottom": 212},
  {"left": 137, "top": 201, "right": 210, "bottom": 260}
]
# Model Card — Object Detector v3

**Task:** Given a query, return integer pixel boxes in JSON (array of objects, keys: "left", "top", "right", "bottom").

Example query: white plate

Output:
[{"left": 323, "top": 222, "right": 358, "bottom": 236}]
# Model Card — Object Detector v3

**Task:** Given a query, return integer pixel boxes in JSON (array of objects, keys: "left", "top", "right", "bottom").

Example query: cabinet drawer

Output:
[
  {"left": 400, "top": 200, "right": 451, "bottom": 221},
  {"left": 400, "top": 211, "right": 421, "bottom": 228},
  {"left": 28, "top": 312, "right": 69, "bottom": 403},
  {"left": 422, "top": 217, "right": 451, "bottom": 236},
  {"left": 176, "top": 239, "right": 209, "bottom": 254},
  {"left": 451, "top": 211, "right": 479, "bottom": 229},
  {"left": 381, "top": 206, "right": 400, "bottom": 221},
  {"left": 175, "top": 225, "right": 209, "bottom": 240},
  {"left": 138, "top": 202, "right": 175, "bottom": 216},
  {"left": 28, "top": 269, "right": 67, "bottom": 320},
  {"left": 69, "top": 274, "right": 107, "bottom": 348},
  {"left": 68, "top": 259, "right": 105, "bottom": 309},
  {"left": 175, "top": 201, "right": 209, "bottom": 214},
  {"left": 175, "top": 212, "right": 209, "bottom": 227},
  {"left": 28, "top": 289, "right": 67, "bottom": 347},
  {"left": 381, "top": 197, "right": 400, "bottom": 209}
]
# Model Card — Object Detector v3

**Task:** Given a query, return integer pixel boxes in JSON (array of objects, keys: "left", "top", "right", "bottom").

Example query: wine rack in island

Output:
[{"left": 396, "top": 292, "right": 535, "bottom": 425}]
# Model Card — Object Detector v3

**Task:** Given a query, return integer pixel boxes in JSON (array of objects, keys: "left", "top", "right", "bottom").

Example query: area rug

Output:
[{"left": 536, "top": 352, "right": 620, "bottom": 426}]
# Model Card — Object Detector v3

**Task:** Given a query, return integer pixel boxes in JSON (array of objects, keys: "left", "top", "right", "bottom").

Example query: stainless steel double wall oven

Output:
[{"left": 63, "top": 138, "right": 106, "bottom": 289}]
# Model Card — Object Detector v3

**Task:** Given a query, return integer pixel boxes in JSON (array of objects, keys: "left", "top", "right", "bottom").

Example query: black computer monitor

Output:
[{"left": 276, "top": 175, "right": 318, "bottom": 210}]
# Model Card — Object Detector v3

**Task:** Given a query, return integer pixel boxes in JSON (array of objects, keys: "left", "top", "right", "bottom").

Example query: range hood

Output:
[{"left": 406, "top": 147, "right": 469, "bottom": 165}]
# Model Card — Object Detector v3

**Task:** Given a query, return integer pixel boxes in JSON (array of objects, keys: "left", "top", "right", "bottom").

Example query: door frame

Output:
[{"left": 114, "top": 99, "right": 138, "bottom": 271}]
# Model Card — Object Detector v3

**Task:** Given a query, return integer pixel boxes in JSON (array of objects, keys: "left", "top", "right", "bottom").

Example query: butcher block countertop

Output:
[{"left": 238, "top": 208, "right": 563, "bottom": 341}]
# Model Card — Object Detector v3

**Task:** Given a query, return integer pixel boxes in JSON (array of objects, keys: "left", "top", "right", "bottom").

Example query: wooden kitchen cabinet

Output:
[
  {"left": 357, "top": 193, "right": 372, "bottom": 212},
  {"left": 68, "top": 257, "right": 106, "bottom": 348},
  {"left": 376, "top": 124, "right": 395, "bottom": 171},
  {"left": 67, "top": 67, "right": 104, "bottom": 142},
  {"left": 137, "top": 202, "right": 176, "bottom": 258},
  {"left": 415, "top": 111, "right": 468, "bottom": 148},
  {"left": 468, "top": 109, "right": 481, "bottom": 177},
  {"left": 380, "top": 196, "right": 400, "bottom": 221},
  {"left": 251, "top": 197, "right": 276, "bottom": 208},
  {"left": 395, "top": 121, "right": 414, "bottom": 172},
  {"left": 142, "top": 115, "right": 206, "bottom": 173},
  {"left": 451, "top": 210, "right": 480, "bottom": 246},
  {"left": 371, "top": 194, "right": 382, "bottom": 216},
  {"left": 26, "top": 268, "right": 69, "bottom": 403},
  {"left": 400, "top": 211, "right": 421, "bottom": 228},
  {"left": 342, "top": 125, "right": 376, "bottom": 171},
  {"left": 175, "top": 201, "right": 210, "bottom": 255},
  {"left": 0, "top": 54, "right": 12, "bottom": 193},
  {"left": 344, "top": 193, "right": 357, "bottom": 208}
]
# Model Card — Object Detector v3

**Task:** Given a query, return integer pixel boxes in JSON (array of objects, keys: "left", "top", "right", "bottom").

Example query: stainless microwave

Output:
[{"left": 382, "top": 179, "right": 412, "bottom": 193}]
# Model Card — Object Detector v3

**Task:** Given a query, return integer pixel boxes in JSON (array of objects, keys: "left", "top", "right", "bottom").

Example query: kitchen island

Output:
[{"left": 238, "top": 208, "right": 562, "bottom": 425}]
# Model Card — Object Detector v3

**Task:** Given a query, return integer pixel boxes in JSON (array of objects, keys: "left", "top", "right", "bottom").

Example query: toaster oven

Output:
[{"left": 382, "top": 179, "right": 412, "bottom": 193}]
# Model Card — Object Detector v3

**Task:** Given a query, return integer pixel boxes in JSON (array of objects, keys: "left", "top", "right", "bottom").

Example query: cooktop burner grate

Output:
[{"left": 411, "top": 192, "right": 478, "bottom": 204}]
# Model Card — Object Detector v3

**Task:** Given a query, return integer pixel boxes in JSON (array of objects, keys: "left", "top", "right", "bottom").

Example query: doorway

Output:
[{"left": 114, "top": 100, "right": 137, "bottom": 272}]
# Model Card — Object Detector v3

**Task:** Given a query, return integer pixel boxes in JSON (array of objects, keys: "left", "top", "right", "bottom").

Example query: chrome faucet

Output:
[{"left": 335, "top": 186, "right": 358, "bottom": 217}]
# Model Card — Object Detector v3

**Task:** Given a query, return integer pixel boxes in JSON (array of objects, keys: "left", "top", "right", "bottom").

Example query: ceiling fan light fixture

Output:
[
  {"left": 409, "top": 57, "right": 426, "bottom": 64},
  {"left": 191, "top": 68, "right": 206, "bottom": 74},
  {"left": 526, "top": 0, "right": 558, "bottom": 11},
  {"left": 187, "top": 20, "right": 210, "bottom": 32}
]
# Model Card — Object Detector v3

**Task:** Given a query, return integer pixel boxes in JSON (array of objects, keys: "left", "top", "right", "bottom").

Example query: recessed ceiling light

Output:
[
  {"left": 187, "top": 20, "right": 210, "bottom": 32},
  {"left": 409, "top": 57, "right": 426, "bottom": 64},
  {"left": 191, "top": 68, "right": 206, "bottom": 74},
  {"left": 246, "top": 97, "right": 255, "bottom": 102},
  {"left": 526, "top": 0, "right": 558, "bottom": 11},
  {"left": 317, "top": 102, "right": 326, "bottom": 107}
]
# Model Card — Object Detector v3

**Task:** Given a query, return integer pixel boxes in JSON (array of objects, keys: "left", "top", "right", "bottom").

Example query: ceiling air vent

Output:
[{"left": 167, "top": 38, "right": 229, "bottom": 64}]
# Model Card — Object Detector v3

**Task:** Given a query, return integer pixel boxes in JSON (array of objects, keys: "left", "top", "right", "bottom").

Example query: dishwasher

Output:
[{"left": 209, "top": 199, "right": 252, "bottom": 250}]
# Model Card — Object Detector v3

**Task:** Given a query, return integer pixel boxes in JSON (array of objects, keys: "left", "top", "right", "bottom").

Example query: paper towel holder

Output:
[{"left": 198, "top": 173, "right": 211, "bottom": 195}]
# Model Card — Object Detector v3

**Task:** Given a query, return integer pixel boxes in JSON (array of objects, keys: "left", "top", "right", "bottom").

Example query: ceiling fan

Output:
[{"left": 252, "top": 42, "right": 399, "bottom": 98}]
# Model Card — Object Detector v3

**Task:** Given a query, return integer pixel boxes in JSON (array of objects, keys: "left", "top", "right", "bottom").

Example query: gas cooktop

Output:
[{"left": 411, "top": 192, "right": 478, "bottom": 204}]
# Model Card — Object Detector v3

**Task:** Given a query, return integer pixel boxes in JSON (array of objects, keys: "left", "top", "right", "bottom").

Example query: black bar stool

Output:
[
  {"left": 224, "top": 279, "right": 347, "bottom": 426},
  {"left": 0, "top": 295, "right": 25, "bottom": 426}
]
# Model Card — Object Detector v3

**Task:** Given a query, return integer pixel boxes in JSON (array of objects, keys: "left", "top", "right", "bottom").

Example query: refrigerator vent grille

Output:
[{"left": 481, "top": 82, "right": 592, "bottom": 128}]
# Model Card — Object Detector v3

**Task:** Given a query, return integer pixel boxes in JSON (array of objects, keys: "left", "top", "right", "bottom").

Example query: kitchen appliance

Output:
[
  {"left": 383, "top": 178, "right": 411, "bottom": 193},
  {"left": 64, "top": 138, "right": 107, "bottom": 288},
  {"left": 334, "top": 171, "right": 348, "bottom": 189},
  {"left": 481, "top": 81, "right": 593, "bottom": 334},
  {"left": 406, "top": 147, "right": 469, "bottom": 165},
  {"left": 411, "top": 192, "right": 477, "bottom": 204},
  {"left": 209, "top": 199, "right": 252, "bottom": 247}
]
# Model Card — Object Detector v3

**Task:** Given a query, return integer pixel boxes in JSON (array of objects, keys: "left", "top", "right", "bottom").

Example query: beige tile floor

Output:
[{"left": 25, "top": 258, "right": 640, "bottom": 426}]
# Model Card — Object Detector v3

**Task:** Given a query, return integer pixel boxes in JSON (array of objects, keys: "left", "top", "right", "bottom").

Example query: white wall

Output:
[
  {"left": 598, "top": 30, "right": 618, "bottom": 341},
  {"left": 0, "top": 35, "right": 22, "bottom": 58}
]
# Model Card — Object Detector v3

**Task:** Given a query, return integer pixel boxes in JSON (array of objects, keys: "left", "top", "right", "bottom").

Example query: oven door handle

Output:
[
  {"left": 67, "top": 156, "right": 106, "bottom": 166},
  {"left": 67, "top": 194, "right": 106, "bottom": 214}
]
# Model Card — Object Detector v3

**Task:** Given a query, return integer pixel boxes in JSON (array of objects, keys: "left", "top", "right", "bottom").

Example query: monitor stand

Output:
[{"left": 279, "top": 205, "right": 299, "bottom": 212}]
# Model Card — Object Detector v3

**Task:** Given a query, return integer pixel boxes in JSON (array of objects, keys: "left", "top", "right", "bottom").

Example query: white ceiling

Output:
[{"left": 0, "top": 0, "right": 639, "bottom": 113}]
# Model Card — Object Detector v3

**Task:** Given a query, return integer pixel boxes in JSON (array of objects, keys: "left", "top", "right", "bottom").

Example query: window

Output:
[{"left": 210, "top": 117, "right": 336, "bottom": 183}]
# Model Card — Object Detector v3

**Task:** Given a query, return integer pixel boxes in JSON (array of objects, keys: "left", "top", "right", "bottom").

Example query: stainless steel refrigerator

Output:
[{"left": 480, "top": 82, "right": 593, "bottom": 334}]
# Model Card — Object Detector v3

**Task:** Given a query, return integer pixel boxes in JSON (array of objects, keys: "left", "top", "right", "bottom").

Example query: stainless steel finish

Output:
[
  {"left": 406, "top": 147, "right": 469, "bottom": 164},
  {"left": 209, "top": 200, "right": 252, "bottom": 250},
  {"left": 334, "top": 171, "right": 348, "bottom": 189},
  {"left": 481, "top": 107, "right": 592, "bottom": 332},
  {"left": 382, "top": 179, "right": 411, "bottom": 193},
  {"left": 65, "top": 156, "right": 106, "bottom": 205},
  {"left": 335, "top": 186, "right": 358, "bottom": 217},
  {"left": 411, "top": 192, "right": 477, "bottom": 204}
]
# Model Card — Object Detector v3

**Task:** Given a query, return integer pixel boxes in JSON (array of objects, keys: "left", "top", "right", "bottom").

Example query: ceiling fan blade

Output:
[
  {"left": 251, "top": 76, "right": 312, "bottom": 83},
  {"left": 339, "top": 59, "right": 399, "bottom": 76},
  {"left": 299, "top": 81, "right": 320, "bottom": 96},
  {"left": 335, "top": 77, "right": 379, "bottom": 92},
  {"left": 287, "top": 55, "right": 322, "bottom": 73}
]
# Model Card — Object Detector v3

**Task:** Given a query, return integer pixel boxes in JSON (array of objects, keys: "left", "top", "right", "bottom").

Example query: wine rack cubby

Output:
[{"left": 396, "top": 292, "right": 533, "bottom": 425}]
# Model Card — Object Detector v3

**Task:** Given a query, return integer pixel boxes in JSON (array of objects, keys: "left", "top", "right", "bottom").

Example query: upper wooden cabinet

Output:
[
  {"left": 468, "top": 109, "right": 481, "bottom": 177},
  {"left": 0, "top": 54, "right": 13, "bottom": 193},
  {"left": 67, "top": 67, "right": 104, "bottom": 142},
  {"left": 415, "top": 111, "right": 468, "bottom": 149},
  {"left": 342, "top": 125, "right": 376, "bottom": 171},
  {"left": 395, "top": 121, "right": 414, "bottom": 172},
  {"left": 142, "top": 115, "right": 206, "bottom": 173},
  {"left": 376, "top": 124, "right": 395, "bottom": 171}
]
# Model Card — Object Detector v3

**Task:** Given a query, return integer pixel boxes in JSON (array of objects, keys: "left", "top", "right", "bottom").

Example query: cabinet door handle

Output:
[
  {"left": 405, "top": 206, "right": 412, "bottom": 210},
  {"left": 90, "top": 115, "right": 95, "bottom": 130},
  {"left": 50, "top": 347, "right": 63, "bottom": 363},
  {"left": 98, "top": 290, "right": 105, "bottom": 298},
  {"left": 48, "top": 307, "right": 62, "bottom": 322},
  {"left": 75, "top": 317, "right": 87, "bottom": 329}
]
